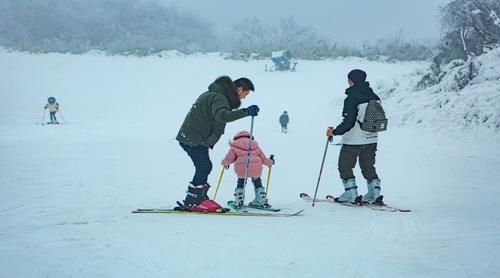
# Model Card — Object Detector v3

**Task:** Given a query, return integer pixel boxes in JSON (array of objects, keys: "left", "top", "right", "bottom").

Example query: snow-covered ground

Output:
[{"left": 1, "top": 51, "right": 499, "bottom": 277}]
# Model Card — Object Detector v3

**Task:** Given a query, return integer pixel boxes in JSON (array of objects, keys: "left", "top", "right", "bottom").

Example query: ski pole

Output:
[
  {"left": 41, "top": 109, "right": 46, "bottom": 124},
  {"left": 242, "top": 116, "right": 255, "bottom": 190},
  {"left": 265, "top": 154, "right": 274, "bottom": 195},
  {"left": 312, "top": 134, "right": 333, "bottom": 207},
  {"left": 212, "top": 166, "right": 225, "bottom": 200},
  {"left": 58, "top": 110, "right": 67, "bottom": 124}
]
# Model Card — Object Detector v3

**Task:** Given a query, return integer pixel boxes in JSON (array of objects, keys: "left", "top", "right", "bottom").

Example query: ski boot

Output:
[
  {"left": 231, "top": 187, "right": 245, "bottom": 210},
  {"left": 175, "top": 183, "right": 226, "bottom": 212},
  {"left": 248, "top": 178, "right": 271, "bottom": 208},
  {"left": 362, "top": 178, "right": 383, "bottom": 205},
  {"left": 334, "top": 178, "right": 361, "bottom": 204},
  {"left": 179, "top": 183, "right": 210, "bottom": 211}
]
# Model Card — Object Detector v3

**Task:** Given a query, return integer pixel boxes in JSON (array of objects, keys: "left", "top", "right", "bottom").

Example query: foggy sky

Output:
[{"left": 158, "top": 0, "right": 452, "bottom": 44}]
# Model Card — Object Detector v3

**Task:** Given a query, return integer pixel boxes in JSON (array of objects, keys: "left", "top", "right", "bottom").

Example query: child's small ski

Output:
[
  {"left": 227, "top": 200, "right": 281, "bottom": 212},
  {"left": 300, "top": 193, "right": 410, "bottom": 212}
]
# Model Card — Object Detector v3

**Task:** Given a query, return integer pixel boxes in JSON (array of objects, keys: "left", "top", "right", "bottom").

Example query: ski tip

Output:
[
  {"left": 132, "top": 209, "right": 153, "bottom": 213},
  {"left": 292, "top": 209, "right": 305, "bottom": 216},
  {"left": 299, "top": 193, "right": 311, "bottom": 199}
]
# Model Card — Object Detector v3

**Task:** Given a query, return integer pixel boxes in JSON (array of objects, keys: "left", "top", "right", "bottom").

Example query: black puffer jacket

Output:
[{"left": 333, "top": 82, "right": 380, "bottom": 136}]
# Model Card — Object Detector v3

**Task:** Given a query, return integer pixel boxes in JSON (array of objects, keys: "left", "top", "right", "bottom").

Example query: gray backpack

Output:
[{"left": 358, "top": 100, "right": 388, "bottom": 132}]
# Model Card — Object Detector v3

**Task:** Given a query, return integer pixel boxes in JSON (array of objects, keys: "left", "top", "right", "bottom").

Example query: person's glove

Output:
[
  {"left": 246, "top": 105, "right": 260, "bottom": 116},
  {"left": 326, "top": 127, "right": 334, "bottom": 142},
  {"left": 270, "top": 154, "right": 275, "bottom": 165}
]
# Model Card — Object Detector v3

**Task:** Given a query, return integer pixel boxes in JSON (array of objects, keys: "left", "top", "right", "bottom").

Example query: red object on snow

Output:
[{"left": 189, "top": 200, "right": 223, "bottom": 212}]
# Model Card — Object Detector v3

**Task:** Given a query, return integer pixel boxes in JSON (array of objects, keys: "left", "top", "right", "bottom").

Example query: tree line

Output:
[{"left": 1, "top": 0, "right": 498, "bottom": 62}]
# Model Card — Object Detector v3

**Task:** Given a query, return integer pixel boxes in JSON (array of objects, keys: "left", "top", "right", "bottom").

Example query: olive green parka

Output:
[{"left": 176, "top": 76, "right": 249, "bottom": 147}]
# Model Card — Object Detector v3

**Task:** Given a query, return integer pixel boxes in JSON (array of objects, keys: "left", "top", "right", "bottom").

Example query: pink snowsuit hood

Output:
[{"left": 221, "top": 131, "right": 273, "bottom": 178}]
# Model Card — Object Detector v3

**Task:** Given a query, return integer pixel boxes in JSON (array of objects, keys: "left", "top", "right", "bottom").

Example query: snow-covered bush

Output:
[
  {"left": 383, "top": 46, "right": 500, "bottom": 134},
  {"left": 417, "top": 0, "right": 500, "bottom": 91}
]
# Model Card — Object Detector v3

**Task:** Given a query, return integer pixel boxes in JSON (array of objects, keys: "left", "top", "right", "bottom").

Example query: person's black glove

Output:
[
  {"left": 270, "top": 154, "right": 275, "bottom": 165},
  {"left": 246, "top": 105, "right": 260, "bottom": 116}
]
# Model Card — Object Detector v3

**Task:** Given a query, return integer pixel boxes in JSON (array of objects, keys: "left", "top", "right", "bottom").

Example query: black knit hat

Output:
[{"left": 348, "top": 69, "right": 367, "bottom": 84}]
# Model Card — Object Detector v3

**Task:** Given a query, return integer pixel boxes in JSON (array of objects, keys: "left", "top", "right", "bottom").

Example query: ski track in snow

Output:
[{"left": 0, "top": 51, "right": 499, "bottom": 278}]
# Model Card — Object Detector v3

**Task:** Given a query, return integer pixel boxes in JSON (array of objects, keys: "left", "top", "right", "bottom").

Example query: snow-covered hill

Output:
[
  {"left": 375, "top": 47, "right": 500, "bottom": 139},
  {"left": 0, "top": 51, "right": 499, "bottom": 277}
]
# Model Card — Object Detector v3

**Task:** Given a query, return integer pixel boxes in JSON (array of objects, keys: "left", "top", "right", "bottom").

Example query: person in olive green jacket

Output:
[{"left": 176, "top": 76, "right": 259, "bottom": 211}]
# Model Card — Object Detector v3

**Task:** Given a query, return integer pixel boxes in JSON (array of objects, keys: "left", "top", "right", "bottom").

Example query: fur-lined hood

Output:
[{"left": 208, "top": 76, "right": 241, "bottom": 109}]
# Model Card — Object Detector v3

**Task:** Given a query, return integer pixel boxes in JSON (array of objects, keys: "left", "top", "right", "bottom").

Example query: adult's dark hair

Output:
[
  {"left": 347, "top": 69, "right": 367, "bottom": 85},
  {"left": 214, "top": 76, "right": 241, "bottom": 109},
  {"left": 233, "top": 77, "right": 255, "bottom": 91}
]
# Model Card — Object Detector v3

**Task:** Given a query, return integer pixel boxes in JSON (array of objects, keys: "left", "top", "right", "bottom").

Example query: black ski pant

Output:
[
  {"left": 50, "top": 112, "right": 57, "bottom": 121},
  {"left": 236, "top": 177, "right": 263, "bottom": 189},
  {"left": 180, "top": 142, "right": 212, "bottom": 185},
  {"left": 338, "top": 143, "right": 379, "bottom": 181}
]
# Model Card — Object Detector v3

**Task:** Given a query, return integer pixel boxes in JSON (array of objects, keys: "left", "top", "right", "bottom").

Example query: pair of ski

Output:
[
  {"left": 36, "top": 122, "right": 65, "bottom": 125},
  {"left": 132, "top": 201, "right": 303, "bottom": 217},
  {"left": 226, "top": 200, "right": 281, "bottom": 212},
  {"left": 300, "top": 193, "right": 411, "bottom": 212}
]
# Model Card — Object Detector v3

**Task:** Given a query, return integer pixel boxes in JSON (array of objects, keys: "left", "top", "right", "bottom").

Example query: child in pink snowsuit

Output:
[{"left": 221, "top": 130, "right": 274, "bottom": 208}]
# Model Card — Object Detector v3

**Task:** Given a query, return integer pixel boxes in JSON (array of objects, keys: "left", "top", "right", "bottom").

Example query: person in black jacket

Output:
[
  {"left": 279, "top": 111, "right": 289, "bottom": 133},
  {"left": 326, "top": 69, "right": 383, "bottom": 205},
  {"left": 176, "top": 76, "right": 259, "bottom": 212}
]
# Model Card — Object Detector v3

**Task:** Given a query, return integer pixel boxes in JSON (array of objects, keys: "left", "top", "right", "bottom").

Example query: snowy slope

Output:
[
  {"left": 0, "top": 50, "right": 499, "bottom": 278},
  {"left": 375, "top": 47, "right": 500, "bottom": 140}
]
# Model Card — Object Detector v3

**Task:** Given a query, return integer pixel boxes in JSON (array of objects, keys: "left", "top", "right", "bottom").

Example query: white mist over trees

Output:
[
  {"left": 2, "top": 0, "right": 497, "bottom": 62},
  {"left": 0, "top": 0, "right": 435, "bottom": 60},
  {"left": 0, "top": 0, "right": 215, "bottom": 54},
  {"left": 228, "top": 17, "right": 432, "bottom": 61}
]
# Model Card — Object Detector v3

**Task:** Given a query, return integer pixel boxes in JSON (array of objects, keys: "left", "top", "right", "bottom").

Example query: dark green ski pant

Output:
[{"left": 338, "top": 143, "right": 379, "bottom": 181}]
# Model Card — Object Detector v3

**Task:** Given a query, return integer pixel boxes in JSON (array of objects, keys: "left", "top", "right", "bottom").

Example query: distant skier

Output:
[
  {"left": 176, "top": 76, "right": 259, "bottom": 212},
  {"left": 326, "top": 69, "right": 384, "bottom": 205},
  {"left": 44, "top": 97, "right": 60, "bottom": 124},
  {"left": 221, "top": 130, "right": 275, "bottom": 209},
  {"left": 279, "top": 111, "right": 289, "bottom": 133}
]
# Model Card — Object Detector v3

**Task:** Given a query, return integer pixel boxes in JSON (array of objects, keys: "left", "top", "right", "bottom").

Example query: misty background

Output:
[
  {"left": 0, "top": 0, "right": 451, "bottom": 60},
  {"left": 157, "top": 0, "right": 450, "bottom": 44},
  {"left": 0, "top": 0, "right": 499, "bottom": 67}
]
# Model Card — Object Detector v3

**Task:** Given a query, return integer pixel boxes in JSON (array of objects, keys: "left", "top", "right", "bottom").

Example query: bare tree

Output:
[
  {"left": 277, "top": 16, "right": 315, "bottom": 50},
  {"left": 231, "top": 18, "right": 272, "bottom": 55}
]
